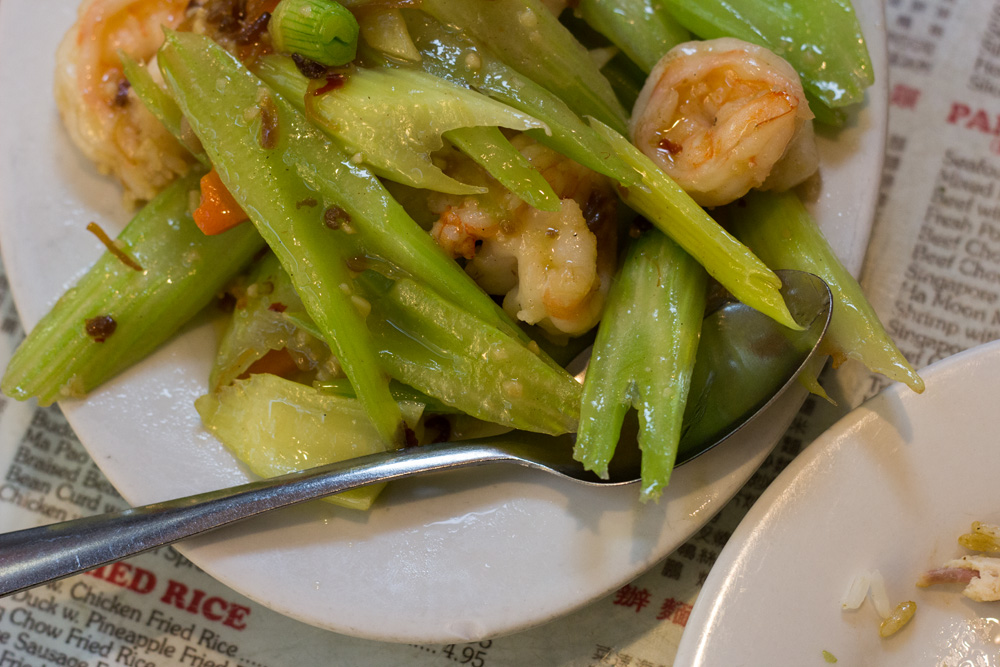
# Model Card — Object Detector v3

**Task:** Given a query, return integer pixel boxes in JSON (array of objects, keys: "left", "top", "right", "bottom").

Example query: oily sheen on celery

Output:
[
  {"left": 359, "top": 273, "right": 581, "bottom": 434},
  {"left": 576, "top": 0, "right": 691, "bottom": 74},
  {"left": 575, "top": 231, "right": 706, "bottom": 501},
  {"left": 1, "top": 171, "right": 264, "bottom": 405},
  {"left": 441, "top": 125, "right": 560, "bottom": 211},
  {"left": 160, "top": 33, "right": 579, "bottom": 433},
  {"left": 162, "top": 36, "right": 527, "bottom": 345},
  {"left": 225, "top": 256, "right": 581, "bottom": 434},
  {"left": 660, "top": 0, "right": 874, "bottom": 111},
  {"left": 728, "top": 190, "right": 924, "bottom": 392},
  {"left": 402, "top": 13, "right": 638, "bottom": 188},
  {"left": 196, "top": 373, "right": 424, "bottom": 511},
  {"left": 119, "top": 53, "right": 207, "bottom": 165},
  {"left": 254, "top": 56, "right": 550, "bottom": 199},
  {"left": 419, "top": 0, "right": 628, "bottom": 134}
]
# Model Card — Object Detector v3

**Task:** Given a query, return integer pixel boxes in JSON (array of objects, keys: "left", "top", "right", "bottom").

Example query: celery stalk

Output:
[
  {"left": 726, "top": 190, "right": 924, "bottom": 392},
  {"left": 660, "top": 0, "right": 874, "bottom": 109},
  {"left": 419, "top": 0, "right": 628, "bottom": 133},
  {"left": 576, "top": 0, "right": 690, "bottom": 73},
  {"left": 159, "top": 32, "right": 404, "bottom": 444},
  {"left": 293, "top": 272, "right": 582, "bottom": 434},
  {"left": 254, "top": 56, "right": 547, "bottom": 196},
  {"left": 575, "top": 231, "right": 706, "bottom": 500},
  {"left": 160, "top": 33, "right": 525, "bottom": 343},
  {"left": 589, "top": 119, "right": 799, "bottom": 330},
  {"left": 120, "top": 52, "right": 207, "bottom": 165},
  {"left": 1, "top": 171, "right": 265, "bottom": 405},
  {"left": 312, "top": 379, "right": 461, "bottom": 415},
  {"left": 364, "top": 274, "right": 582, "bottom": 434},
  {"left": 209, "top": 252, "right": 314, "bottom": 391},
  {"left": 402, "top": 12, "right": 638, "bottom": 187},
  {"left": 196, "top": 373, "right": 424, "bottom": 510},
  {"left": 442, "top": 126, "right": 560, "bottom": 212}
]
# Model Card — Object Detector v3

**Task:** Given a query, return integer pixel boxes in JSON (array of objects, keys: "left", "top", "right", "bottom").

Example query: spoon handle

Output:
[{"left": 0, "top": 440, "right": 509, "bottom": 597}]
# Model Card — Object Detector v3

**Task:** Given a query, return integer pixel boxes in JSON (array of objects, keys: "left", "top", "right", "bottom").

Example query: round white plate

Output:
[
  {"left": 0, "top": 0, "right": 886, "bottom": 643},
  {"left": 675, "top": 340, "right": 1000, "bottom": 666}
]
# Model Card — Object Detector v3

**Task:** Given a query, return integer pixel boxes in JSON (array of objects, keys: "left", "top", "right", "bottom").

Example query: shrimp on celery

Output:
[
  {"left": 430, "top": 135, "right": 617, "bottom": 338},
  {"left": 54, "top": 0, "right": 198, "bottom": 205},
  {"left": 630, "top": 37, "right": 818, "bottom": 208}
]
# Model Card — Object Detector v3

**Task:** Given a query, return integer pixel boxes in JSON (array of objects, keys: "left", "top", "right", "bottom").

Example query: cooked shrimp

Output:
[
  {"left": 630, "top": 37, "right": 818, "bottom": 208},
  {"left": 55, "top": 0, "right": 196, "bottom": 205},
  {"left": 429, "top": 135, "right": 617, "bottom": 338}
]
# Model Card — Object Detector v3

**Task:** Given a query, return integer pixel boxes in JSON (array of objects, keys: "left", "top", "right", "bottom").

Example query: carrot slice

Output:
[{"left": 193, "top": 169, "right": 250, "bottom": 235}]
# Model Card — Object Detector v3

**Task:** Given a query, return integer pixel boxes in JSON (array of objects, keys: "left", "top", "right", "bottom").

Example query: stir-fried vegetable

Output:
[
  {"left": 193, "top": 169, "right": 251, "bottom": 235},
  {"left": 725, "top": 190, "right": 924, "bottom": 393},
  {"left": 401, "top": 12, "right": 639, "bottom": 188},
  {"left": 575, "top": 230, "right": 706, "bottom": 501},
  {"left": 576, "top": 0, "right": 690, "bottom": 74},
  {"left": 269, "top": 0, "right": 359, "bottom": 66},
  {"left": 161, "top": 32, "right": 404, "bottom": 444},
  {"left": 441, "top": 125, "right": 560, "bottom": 211},
  {"left": 4, "top": 0, "right": 907, "bottom": 508},
  {"left": 1, "top": 171, "right": 264, "bottom": 404},
  {"left": 161, "top": 31, "right": 580, "bottom": 435},
  {"left": 419, "top": 0, "right": 628, "bottom": 133},
  {"left": 119, "top": 52, "right": 207, "bottom": 164},
  {"left": 590, "top": 120, "right": 799, "bottom": 330}
]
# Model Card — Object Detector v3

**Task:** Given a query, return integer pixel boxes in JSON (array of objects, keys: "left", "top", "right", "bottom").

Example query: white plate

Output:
[
  {"left": 0, "top": 0, "right": 886, "bottom": 643},
  {"left": 675, "top": 340, "right": 1000, "bottom": 666}
]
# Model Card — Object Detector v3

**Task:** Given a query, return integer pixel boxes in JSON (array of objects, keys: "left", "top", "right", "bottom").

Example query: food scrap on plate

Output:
[{"left": 919, "top": 522, "right": 1000, "bottom": 602}]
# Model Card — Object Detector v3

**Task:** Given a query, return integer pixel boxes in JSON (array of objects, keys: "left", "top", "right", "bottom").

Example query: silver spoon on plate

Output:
[{"left": 0, "top": 270, "right": 831, "bottom": 597}]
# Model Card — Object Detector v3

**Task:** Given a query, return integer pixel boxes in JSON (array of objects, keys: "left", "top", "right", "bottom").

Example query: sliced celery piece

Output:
[
  {"left": 210, "top": 252, "right": 336, "bottom": 392},
  {"left": 577, "top": 0, "right": 690, "bottom": 73},
  {"left": 660, "top": 0, "right": 874, "bottom": 108},
  {"left": 365, "top": 274, "right": 581, "bottom": 434},
  {"left": 575, "top": 231, "right": 705, "bottom": 501},
  {"left": 442, "top": 126, "right": 560, "bottom": 211},
  {"left": 293, "top": 272, "right": 582, "bottom": 435},
  {"left": 420, "top": 0, "right": 628, "bottom": 133},
  {"left": 254, "top": 56, "right": 547, "bottom": 196},
  {"left": 120, "top": 52, "right": 207, "bottom": 165},
  {"left": 601, "top": 52, "right": 646, "bottom": 112},
  {"left": 1, "top": 171, "right": 265, "bottom": 405},
  {"left": 402, "top": 12, "right": 638, "bottom": 187},
  {"left": 357, "top": 7, "right": 422, "bottom": 62},
  {"left": 726, "top": 190, "right": 924, "bottom": 392},
  {"left": 159, "top": 32, "right": 404, "bottom": 444},
  {"left": 313, "top": 378, "right": 461, "bottom": 415},
  {"left": 589, "top": 119, "right": 798, "bottom": 329},
  {"left": 161, "top": 35, "right": 523, "bottom": 345},
  {"left": 195, "top": 373, "right": 424, "bottom": 510}
]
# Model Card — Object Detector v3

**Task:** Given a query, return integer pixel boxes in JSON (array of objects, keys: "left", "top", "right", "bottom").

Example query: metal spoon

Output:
[{"left": 0, "top": 270, "right": 831, "bottom": 597}]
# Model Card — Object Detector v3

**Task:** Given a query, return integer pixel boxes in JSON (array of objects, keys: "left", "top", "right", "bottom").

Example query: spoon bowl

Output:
[{"left": 0, "top": 270, "right": 831, "bottom": 597}]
